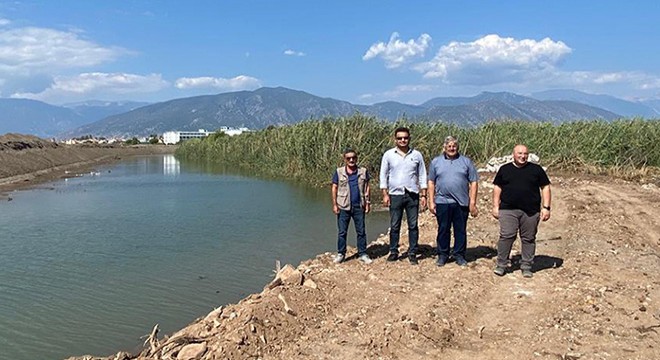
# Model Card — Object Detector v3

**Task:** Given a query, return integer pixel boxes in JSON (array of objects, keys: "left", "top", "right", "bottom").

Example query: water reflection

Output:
[{"left": 163, "top": 154, "right": 180, "bottom": 176}]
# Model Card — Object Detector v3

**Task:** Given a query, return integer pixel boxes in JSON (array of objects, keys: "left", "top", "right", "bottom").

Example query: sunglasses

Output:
[
  {"left": 345, "top": 156, "right": 357, "bottom": 160},
  {"left": 396, "top": 136, "right": 410, "bottom": 140}
]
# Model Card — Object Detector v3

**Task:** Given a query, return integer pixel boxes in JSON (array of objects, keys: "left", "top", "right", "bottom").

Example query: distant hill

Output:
[
  {"left": 531, "top": 89, "right": 659, "bottom": 118},
  {"left": 63, "top": 87, "right": 625, "bottom": 138},
  {"left": 0, "top": 99, "right": 150, "bottom": 138},
  {"left": 63, "top": 100, "right": 150, "bottom": 124},
  {"left": 0, "top": 99, "right": 85, "bottom": 138}
]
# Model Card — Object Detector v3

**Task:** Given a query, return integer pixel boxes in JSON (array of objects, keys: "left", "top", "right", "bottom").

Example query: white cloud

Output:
[
  {"left": 414, "top": 34, "right": 571, "bottom": 85},
  {"left": 0, "top": 26, "right": 126, "bottom": 76},
  {"left": 0, "top": 18, "right": 10, "bottom": 26},
  {"left": 174, "top": 75, "right": 261, "bottom": 90},
  {"left": 363, "top": 32, "right": 431, "bottom": 69},
  {"left": 12, "top": 72, "right": 168, "bottom": 102},
  {"left": 284, "top": 49, "right": 306, "bottom": 57}
]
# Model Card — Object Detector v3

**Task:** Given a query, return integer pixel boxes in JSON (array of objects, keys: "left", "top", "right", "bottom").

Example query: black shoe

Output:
[
  {"left": 436, "top": 256, "right": 448, "bottom": 267},
  {"left": 408, "top": 255, "right": 418, "bottom": 265},
  {"left": 455, "top": 257, "right": 468, "bottom": 267},
  {"left": 387, "top": 253, "right": 399, "bottom": 262}
]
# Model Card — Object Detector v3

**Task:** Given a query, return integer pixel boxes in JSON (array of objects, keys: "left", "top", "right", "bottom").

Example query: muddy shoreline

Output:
[{"left": 0, "top": 134, "right": 176, "bottom": 197}]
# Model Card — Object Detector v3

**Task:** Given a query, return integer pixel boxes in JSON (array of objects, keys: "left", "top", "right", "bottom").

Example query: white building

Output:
[
  {"left": 163, "top": 129, "right": 215, "bottom": 144},
  {"left": 163, "top": 127, "right": 251, "bottom": 144}
]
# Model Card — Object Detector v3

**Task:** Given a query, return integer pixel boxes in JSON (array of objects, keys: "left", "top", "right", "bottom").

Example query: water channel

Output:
[{"left": 0, "top": 155, "right": 390, "bottom": 359}]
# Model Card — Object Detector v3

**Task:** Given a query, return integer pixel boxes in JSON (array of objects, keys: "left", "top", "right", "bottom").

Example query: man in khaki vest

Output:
[{"left": 331, "top": 148, "right": 372, "bottom": 264}]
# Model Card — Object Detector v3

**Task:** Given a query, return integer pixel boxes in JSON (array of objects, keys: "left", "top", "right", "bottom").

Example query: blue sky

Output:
[{"left": 0, "top": 0, "right": 658, "bottom": 105}]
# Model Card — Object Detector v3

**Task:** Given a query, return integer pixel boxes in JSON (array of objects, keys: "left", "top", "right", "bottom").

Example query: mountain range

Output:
[{"left": 1, "top": 88, "right": 658, "bottom": 139}]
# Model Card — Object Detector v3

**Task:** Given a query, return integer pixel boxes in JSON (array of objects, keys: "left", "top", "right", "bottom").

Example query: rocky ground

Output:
[
  {"left": 0, "top": 133, "right": 175, "bottom": 196},
  {"left": 65, "top": 172, "right": 660, "bottom": 360}
]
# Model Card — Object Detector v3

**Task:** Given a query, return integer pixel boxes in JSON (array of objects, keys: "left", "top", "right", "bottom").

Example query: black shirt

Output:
[{"left": 493, "top": 162, "right": 550, "bottom": 215}]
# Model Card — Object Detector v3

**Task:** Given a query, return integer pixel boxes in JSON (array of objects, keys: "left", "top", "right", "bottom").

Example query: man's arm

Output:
[
  {"left": 418, "top": 155, "right": 428, "bottom": 209},
  {"left": 540, "top": 184, "right": 551, "bottom": 221},
  {"left": 379, "top": 154, "right": 390, "bottom": 207},
  {"left": 331, "top": 183, "right": 339, "bottom": 214},
  {"left": 492, "top": 184, "right": 502, "bottom": 219},
  {"left": 427, "top": 180, "right": 436, "bottom": 214},
  {"left": 469, "top": 181, "right": 478, "bottom": 217},
  {"left": 364, "top": 179, "right": 371, "bottom": 214}
]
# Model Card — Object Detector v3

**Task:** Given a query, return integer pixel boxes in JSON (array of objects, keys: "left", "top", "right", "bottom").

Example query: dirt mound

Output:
[
  {"left": 68, "top": 175, "right": 660, "bottom": 360},
  {"left": 0, "top": 133, "right": 59, "bottom": 151}
]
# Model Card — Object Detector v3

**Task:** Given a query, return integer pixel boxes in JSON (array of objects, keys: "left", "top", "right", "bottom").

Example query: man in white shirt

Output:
[{"left": 379, "top": 127, "right": 428, "bottom": 264}]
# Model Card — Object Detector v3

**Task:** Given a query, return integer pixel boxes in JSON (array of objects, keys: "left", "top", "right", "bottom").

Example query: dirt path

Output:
[{"left": 67, "top": 174, "right": 660, "bottom": 360}]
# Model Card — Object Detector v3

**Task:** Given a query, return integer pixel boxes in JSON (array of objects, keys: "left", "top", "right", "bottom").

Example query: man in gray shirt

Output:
[
  {"left": 428, "top": 136, "right": 479, "bottom": 267},
  {"left": 379, "top": 127, "right": 428, "bottom": 264}
]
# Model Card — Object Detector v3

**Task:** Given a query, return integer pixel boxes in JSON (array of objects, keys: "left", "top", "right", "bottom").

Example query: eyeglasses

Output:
[
  {"left": 396, "top": 136, "right": 410, "bottom": 140},
  {"left": 345, "top": 156, "right": 357, "bottom": 160}
]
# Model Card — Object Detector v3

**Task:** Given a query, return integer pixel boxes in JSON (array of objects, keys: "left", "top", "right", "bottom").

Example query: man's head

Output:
[
  {"left": 443, "top": 136, "right": 459, "bottom": 158},
  {"left": 512, "top": 144, "right": 529, "bottom": 167},
  {"left": 343, "top": 148, "right": 358, "bottom": 167},
  {"left": 393, "top": 127, "right": 410, "bottom": 150}
]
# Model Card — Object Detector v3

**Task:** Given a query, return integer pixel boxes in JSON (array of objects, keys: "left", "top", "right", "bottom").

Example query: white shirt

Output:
[{"left": 379, "top": 147, "right": 428, "bottom": 195}]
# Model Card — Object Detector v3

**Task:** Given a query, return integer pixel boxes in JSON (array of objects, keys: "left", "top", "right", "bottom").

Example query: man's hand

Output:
[
  {"left": 469, "top": 203, "right": 479, "bottom": 217},
  {"left": 428, "top": 201, "right": 436, "bottom": 215},
  {"left": 332, "top": 204, "right": 339, "bottom": 215},
  {"left": 491, "top": 207, "right": 499, "bottom": 219},
  {"left": 541, "top": 208, "right": 551, "bottom": 221},
  {"left": 365, "top": 202, "right": 371, "bottom": 214},
  {"left": 420, "top": 196, "right": 427, "bottom": 211},
  {"left": 382, "top": 193, "right": 390, "bottom": 207}
]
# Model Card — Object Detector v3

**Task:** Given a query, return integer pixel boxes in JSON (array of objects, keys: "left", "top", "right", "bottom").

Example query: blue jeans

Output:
[
  {"left": 434, "top": 202, "right": 469, "bottom": 259},
  {"left": 389, "top": 192, "right": 419, "bottom": 256},
  {"left": 337, "top": 206, "right": 367, "bottom": 256}
]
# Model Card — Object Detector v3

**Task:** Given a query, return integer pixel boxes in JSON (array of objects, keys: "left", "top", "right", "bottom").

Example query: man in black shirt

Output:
[{"left": 492, "top": 145, "right": 551, "bottom": 278}]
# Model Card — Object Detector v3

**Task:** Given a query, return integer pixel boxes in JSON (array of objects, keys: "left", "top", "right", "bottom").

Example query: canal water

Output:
[{"left": 0, "top": 155, "right": 390, "bottom": 359}]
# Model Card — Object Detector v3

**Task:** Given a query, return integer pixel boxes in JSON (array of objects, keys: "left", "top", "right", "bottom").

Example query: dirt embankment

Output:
[
  {"left": 0, "top": 133, "right": 176, "bottom": 195},
  {"left": 66, "top": 171, "right": 660, "bottom": 360}
]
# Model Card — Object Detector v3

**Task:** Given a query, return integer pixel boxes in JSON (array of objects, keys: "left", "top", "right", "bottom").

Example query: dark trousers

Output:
[
  {"left": 434, "top": 202, "right": 469, "bottom": 259},
  {"left": 337, "top": 207, "right": 367, "bottom": 256},
  {"left": 389, "top": 192, "right": 419, "bottom": 256},
  {"left": 497, "top": 209, "right": 540, "bottom": 270}
]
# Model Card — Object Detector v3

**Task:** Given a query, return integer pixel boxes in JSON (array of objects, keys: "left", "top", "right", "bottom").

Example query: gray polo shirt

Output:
[
  {"left": 379, "top": 147, "right": 428, "bottom": 195},
  {"left": 428, "top": 153, "right": 478, "bottom": 206}
]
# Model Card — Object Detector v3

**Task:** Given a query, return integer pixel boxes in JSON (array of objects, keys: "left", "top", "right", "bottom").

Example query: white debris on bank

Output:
[{"left": 478, "top": 153, "right": 541, "bottom": 173}]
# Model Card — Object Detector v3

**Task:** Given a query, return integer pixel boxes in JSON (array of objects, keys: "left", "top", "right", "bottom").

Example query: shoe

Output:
[
  {"left": 436, "top": 256, "right": 448, "bottom": 267},
  {"left": 408, "top": 255, "right": 418, "bottom": 265},
  {"left": 333, "top": 253, "right": 345, "bottom": 264},
  {"left": 493, "top": 266, "right": 506, "bottom": 276},
  {"left": 455, "top": 257, "right": 468, "bottom": 267},
  {"left": 358, "top": 254, "right": 373, "bottom": 264},
  {"left": 522, "top": 269, "right": 533, "bottom": 278},
  {"left": 386, "top": 253, "right": 399, "bottom": 262}
]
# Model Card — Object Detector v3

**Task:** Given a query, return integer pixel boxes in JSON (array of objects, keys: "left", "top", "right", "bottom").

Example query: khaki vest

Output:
[{"left": 336, "top": 166, "right": 368, "bottom": 210}]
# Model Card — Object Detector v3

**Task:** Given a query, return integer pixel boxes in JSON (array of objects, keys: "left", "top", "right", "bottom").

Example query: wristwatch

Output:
[{"left": 542, "top": 205, "right": 551, "bottom": 211}]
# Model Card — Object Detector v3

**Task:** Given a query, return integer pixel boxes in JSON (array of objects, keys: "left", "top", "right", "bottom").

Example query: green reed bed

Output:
[{"left": 176, "top": 115, "right": 660, "bottom": 187}]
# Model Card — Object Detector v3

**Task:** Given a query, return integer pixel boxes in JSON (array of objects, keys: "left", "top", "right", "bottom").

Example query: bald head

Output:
[{"left": 512, "top": 144, "right": 529, "bottom": 167}]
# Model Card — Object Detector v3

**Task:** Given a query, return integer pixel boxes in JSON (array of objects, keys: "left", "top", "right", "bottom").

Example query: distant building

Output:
[
  {"left": 163, "top": 129, "right": 215, "bottom": 144},
  {"left": 162, "top": 127, "right": 251, "bottom": 144}
]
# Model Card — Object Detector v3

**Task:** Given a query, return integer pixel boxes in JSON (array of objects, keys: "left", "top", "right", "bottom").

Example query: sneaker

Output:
[
  {"left": 436, "top": 256, "right": 448, "bottom": 267},
  {"left": 522, "top": 269, "right": 533, "bottom": 278},
  {"left": 493, "top": 266, "right": 506, "bottom": 276},
  {"left": 386, "top": 253, "right": 399, "bottom": 262},
  {"left": 333, "top": 253, "right": 345, "bottom": 264},
  {"left": 408, "top": 255, "right": 418, "bottom": 265},
  {"left": 358, "top": 254, "right": 373, "bottom": 264},
  {"left": 455, "top": 257, "right": 468, "bottom": 267}
]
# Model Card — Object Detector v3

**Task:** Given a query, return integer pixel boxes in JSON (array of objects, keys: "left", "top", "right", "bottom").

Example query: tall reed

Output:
[{"left": 176, "top": 115, "right": 660, "bottom": 187}]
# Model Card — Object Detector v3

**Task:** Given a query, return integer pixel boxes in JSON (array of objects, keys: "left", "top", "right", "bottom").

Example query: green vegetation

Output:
[
  {"left": 176, "top": 114, "right": 660, "bottom": 187},
  {"left": 125, "top": 137, "right": 140, "bottom": 145}
]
